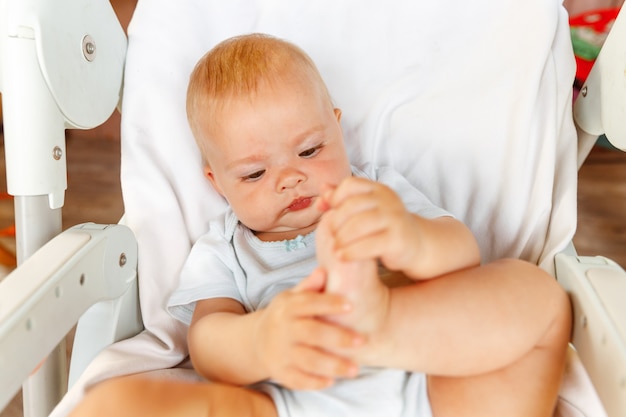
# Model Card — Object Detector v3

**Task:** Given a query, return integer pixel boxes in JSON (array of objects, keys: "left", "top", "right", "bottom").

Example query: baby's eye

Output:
[
  {"left": 299, "top": 144, "right": 323, "bottom": 158},
  {"left": 242, "top": 170, "right": 265, "bottom": 182}
]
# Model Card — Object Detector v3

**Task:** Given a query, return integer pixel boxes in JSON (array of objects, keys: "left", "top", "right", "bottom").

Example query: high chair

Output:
[{"left": 0, "top": 1, "right": 624, "bottom": 416}]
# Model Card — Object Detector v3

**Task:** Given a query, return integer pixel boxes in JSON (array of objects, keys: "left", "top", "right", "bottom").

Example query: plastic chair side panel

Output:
[{"left": 555, "top": 253, "right": 626, "bottom": 417}]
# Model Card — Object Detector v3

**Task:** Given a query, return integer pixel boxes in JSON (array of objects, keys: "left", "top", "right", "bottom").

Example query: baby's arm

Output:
[
  {"left": 319, "top": 177, "right": 570, "bottom": 416},
  {"left": 320, "top": 177, "right": 480, "bottom": 279},
  {"left": 187, "top": 269, "right": 363, "bottom": 390},
  {"left": 322, "top": 179, "right": 569, "bottom": 381}
]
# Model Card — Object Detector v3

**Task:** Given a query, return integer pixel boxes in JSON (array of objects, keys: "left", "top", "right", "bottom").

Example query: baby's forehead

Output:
[{"left": 213, "top": 73, "right": 327, "bottom": 112}]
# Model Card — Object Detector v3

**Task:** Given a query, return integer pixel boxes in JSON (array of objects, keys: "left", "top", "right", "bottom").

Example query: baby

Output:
[{"left": 70, "top": 33, "right": 571, "bottom": 417}]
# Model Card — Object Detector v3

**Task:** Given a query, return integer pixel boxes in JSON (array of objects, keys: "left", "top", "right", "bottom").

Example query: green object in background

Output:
[{"left": 570, "top": 27, "right": 603, "bottom": 61}]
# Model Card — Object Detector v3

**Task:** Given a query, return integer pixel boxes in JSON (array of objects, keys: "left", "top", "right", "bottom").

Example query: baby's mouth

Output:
[{"left": 288, "top": 197, "right": 313, "bottom": 211}]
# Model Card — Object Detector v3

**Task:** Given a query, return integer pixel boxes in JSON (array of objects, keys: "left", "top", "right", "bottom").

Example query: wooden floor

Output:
[{"left": 575, "top": 144, "right": 626, "bottom": 265}]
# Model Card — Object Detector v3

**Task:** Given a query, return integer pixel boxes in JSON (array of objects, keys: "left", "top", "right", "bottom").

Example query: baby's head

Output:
[
  {"left": 186, "top": 34, "right": 352, "bottom": 241},
  {"left": 187, "top": 33, "right": 333, "bottom": 150}
]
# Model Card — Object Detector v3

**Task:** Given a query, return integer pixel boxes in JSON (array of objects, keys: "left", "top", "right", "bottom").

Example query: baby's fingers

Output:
[
  {"left": 280, "top": 290, "right": 353, "bottom": 318},
  {"left": 276, "top": 320, "right": 362, "bottom": 390},
  {"left": 292, "top": 267, "right": 327, "bottom": 293},
  {"left": 326, "top": 177, "right": 377, "bottom": 209},
  {"left": 334, "top": 230, "right": 393, "bottom": 263},
  {"left": 331, "top": 206, "right": 387, "bottom": 247},
  {"left": 279, "top": 368, "right": 335, "bottom": 391},
  {"left": 289, "top": 346, "right": 359, "bottom": 383},
  {"left": 294, "top": 317, "right": 365, "bottom": 352}
]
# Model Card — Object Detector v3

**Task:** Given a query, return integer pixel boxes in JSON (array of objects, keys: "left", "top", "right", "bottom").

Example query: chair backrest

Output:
[{"left": 64, "top": 0, "right": 579, "bottom": 406}]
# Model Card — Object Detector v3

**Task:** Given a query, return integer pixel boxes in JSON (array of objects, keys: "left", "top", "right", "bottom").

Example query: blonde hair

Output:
[{"left": 186, "top": 33, "right": 332, "bottom": 161}]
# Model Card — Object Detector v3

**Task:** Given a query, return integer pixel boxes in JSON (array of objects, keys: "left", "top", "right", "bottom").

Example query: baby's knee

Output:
[{"left": 493, "top": 258, "right": 572, "bottom": 340}]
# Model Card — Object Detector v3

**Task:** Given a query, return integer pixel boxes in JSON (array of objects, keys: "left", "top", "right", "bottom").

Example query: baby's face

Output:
[{"left": 201, "top": 78, "right": 352, "bottom": 242}]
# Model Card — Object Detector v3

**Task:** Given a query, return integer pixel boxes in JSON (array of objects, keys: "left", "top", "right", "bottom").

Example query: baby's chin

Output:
[{"left": 253, "top": 220, "right": 320, "bottom": 242}]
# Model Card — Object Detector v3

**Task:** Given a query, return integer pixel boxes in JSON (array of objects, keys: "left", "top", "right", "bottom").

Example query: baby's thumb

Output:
[
  {"left": 316, "top": 183, "right": 337, "bottom": 212},
  {"left": 293, "top": 267, "right": 327, "bottom": 293}
]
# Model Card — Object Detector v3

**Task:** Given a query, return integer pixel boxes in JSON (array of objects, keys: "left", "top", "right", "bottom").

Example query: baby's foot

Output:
[{"left": 316, "top": 210, "right": 385, "bottom": 334}]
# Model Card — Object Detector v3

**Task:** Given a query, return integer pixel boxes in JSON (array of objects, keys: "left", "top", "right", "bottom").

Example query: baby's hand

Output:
[
  {"left": 255, "top": 269, "right": 363, "bottom": 390},
  {"left": 319, "top": 177, "right": 419, "bottom": 274}
]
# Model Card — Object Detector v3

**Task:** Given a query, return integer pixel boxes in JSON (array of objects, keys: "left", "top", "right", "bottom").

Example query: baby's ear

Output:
[{"left": 203, "top": 165, "right": 224, "bottom": 195}]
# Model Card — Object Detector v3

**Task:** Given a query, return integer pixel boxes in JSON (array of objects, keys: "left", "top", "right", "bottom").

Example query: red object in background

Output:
[
  {"left": 569, "top": 8, "right": 620, "bottom": 87},
  {"left": 0, "top": 192, "right": 15, "bottom": 267}
]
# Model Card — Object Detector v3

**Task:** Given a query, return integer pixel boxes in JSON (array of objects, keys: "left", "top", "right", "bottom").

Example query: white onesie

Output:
[{"left": 168, "top": 165, "right": 449, "bottom": 417}]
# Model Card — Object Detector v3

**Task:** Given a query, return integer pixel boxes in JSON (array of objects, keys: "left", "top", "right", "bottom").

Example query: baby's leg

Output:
[
  {"left": 316, "top": 210, "right": 386, "bottom": 333},
  {"left": 427, "top": 307, "right": 570, "bottom": 417},
  {"left": 414, "top": 259, "right": 572, "bottom": 417},
  {"left": 70, "top": 375, "right": 277, "bottom": 417}
]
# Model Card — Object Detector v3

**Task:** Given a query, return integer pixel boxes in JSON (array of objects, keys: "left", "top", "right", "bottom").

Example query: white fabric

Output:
[
  {"left": 51, "top": 0, "right": 582, "bottom": 415},
  {"left": 168, "top": 207, "right": 317, "bottom": 320},
  {"left": 258, "top": 368, "right": 431, "bottom": 417}
]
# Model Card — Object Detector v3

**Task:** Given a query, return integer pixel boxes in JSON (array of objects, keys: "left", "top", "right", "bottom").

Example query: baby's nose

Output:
[{"left": 278, "top": 168, "right": 306, "bottom": 191}]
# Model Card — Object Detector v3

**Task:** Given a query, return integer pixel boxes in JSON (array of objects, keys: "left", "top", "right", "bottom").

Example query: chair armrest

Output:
[
  {"left": 0, "top": 223, "right": 138, "bottom": 411},
  {"left": 555, "top": 253, "right": 626, "bottom": 417}
]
